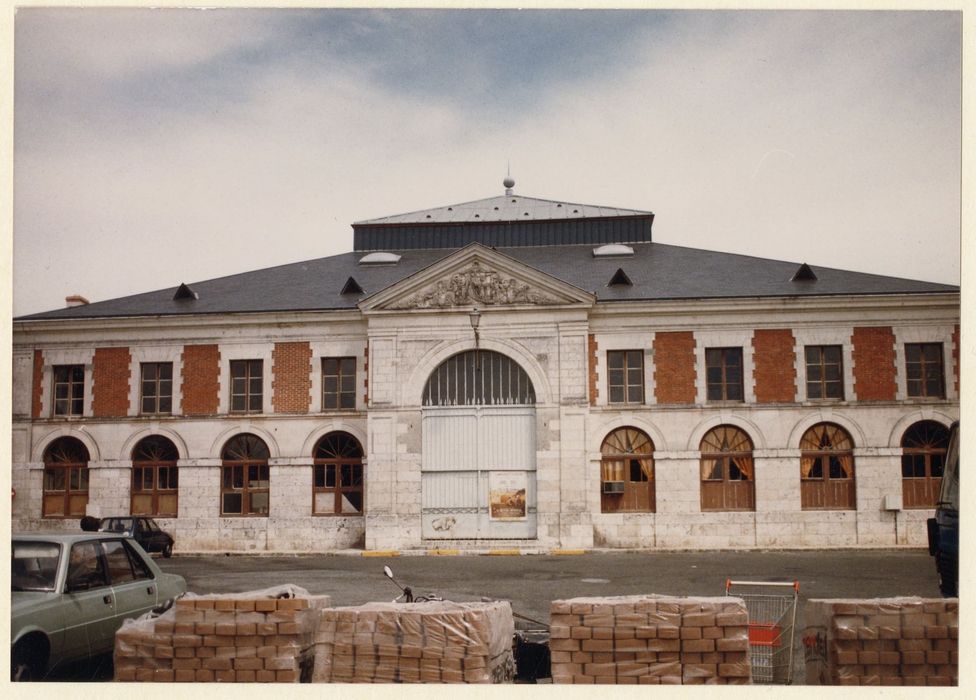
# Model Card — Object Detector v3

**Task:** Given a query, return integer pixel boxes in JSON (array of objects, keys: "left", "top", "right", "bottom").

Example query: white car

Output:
[{"left": 11, "top": 532, "right": 186, "bottom": 681}]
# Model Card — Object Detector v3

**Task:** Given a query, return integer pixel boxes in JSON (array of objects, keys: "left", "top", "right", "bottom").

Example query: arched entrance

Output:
[{"left": 421, "top": 349, "right": 537, "bottom": 539}]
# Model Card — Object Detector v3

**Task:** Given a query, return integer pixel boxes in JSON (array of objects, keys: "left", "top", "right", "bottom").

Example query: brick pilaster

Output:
[
  {"left": 587, "top": 334, "right": 599, "bottom": 406},
  {"left": 32, "top": 349, "right": 44, "bottom": 418}
]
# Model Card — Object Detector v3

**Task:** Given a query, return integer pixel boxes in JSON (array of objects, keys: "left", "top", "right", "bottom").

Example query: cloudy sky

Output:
[{"left": 12, "top": 8, "right": 962, "bottom": 316}]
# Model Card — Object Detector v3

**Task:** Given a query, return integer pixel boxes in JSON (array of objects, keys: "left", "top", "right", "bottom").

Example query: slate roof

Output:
[
  {"left": 17, "top": 242, "right": 958, "bottom": 321},
  {"left": 355, "top": 194, "right": 652, "bottom": 225}
]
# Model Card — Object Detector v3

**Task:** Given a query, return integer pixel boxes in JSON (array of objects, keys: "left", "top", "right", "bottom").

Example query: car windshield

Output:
[
  {"left": 12, "top": 541, "right": 61, "bottom": 592},
  {"left": 101, "top": 518, "right": 134, "bottom": 533}
]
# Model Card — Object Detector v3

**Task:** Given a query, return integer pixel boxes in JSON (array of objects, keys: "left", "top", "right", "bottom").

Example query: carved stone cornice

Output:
[{"left": 390, "top": 261, "right": 564, "bottom": 309}]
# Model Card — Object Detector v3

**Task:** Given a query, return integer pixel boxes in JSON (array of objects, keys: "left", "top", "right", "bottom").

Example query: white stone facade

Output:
[{"left": 11, "top": 248, "right": 959, "bottom": 553}]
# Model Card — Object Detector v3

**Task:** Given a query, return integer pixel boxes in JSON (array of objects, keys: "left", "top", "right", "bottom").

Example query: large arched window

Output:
[
  {"left": 131, "top": 435, "right": 179, "bottom": 517},
  {"left": 600, "top": 428, "right": 655, "bottom": 513},
  {"left": 220, "top": 434, "right": 270, "bottom": 516},
  {"left": 800, "top": 423, "right": 855, "bottom": 510},
  {"left": 43, "top": 437, "right": 90, "bottom": 518},
  {"left": 313, "top": 432, "right": 364, "bottom": 516},
  {"left": 901, "top": 421, "right": 950, "bottom": 509},
  {"left": 422, "top": 350, "right": 535, "bottom": 406},
  {"left": 700, "top": 426, "right": 755, "bottom": 511}
]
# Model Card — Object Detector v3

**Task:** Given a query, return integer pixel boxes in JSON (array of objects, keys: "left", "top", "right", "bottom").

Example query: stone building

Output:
[{"left": 11, "top": 180, "right": 960, "bottom": 552}]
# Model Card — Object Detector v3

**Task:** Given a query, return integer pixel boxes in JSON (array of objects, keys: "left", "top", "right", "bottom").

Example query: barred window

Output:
[
  {"left": 140, "top": 362, "right": 173, "bottom": 414},
  {"left": 53, "top": 365, "right": 85, "bottom": 416},
  {"left": 805, "top": 345, "right": 844, "bottom": 400},
  {"left": 905, "top": 343, "right": 945, "bottom": 398},
  {"left": 607, "top": 351, "right": 644, "bottom": 405},
  {"left": 706, "top": 348, "right": 744, "bottom": 402},
  {"left": 700, "top": 425, "right": 755, "bottom": 511},
  {"left": 220, "top": 434, "right": 270, "bottom": 516},
  {"left": 313, "top": 432, "right": 364, "bottom": 516},
  {"left": 800, "top": 423, "right": 855, "bottom": 510},
  {"left": 230, "top": 360, "right": 263, "bottom": 413},
  {"left": 423, "top": 350, "right": 535, "bottom": 406},
  {"left": 901, "top": 421, "right": 950, "bottom": 509},
  {"left": 323, "top": 357, "right": 357, "bottom": 410},
  {"left": 43, "top": 437, "right": 90, "bottom": 518},
  {"left": 600, "top": 427, "right": 655, "bottom": 513},
  {"left": 131, "top": 435, "right": 179, "bottom": 517}
]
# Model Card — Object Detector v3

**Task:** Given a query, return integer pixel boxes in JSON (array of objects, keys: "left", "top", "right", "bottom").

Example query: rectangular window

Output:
[
  {"left": 607, "top": 350, "right": 644, "bottom": 404},
  {"left": 42, "top": 466, "right": 89, "bottom": 517},
  {"left": 131, "top": 465, "right": 178, "bottom": 516},
  {"left": 140, "top": 362, "right": 173, "bottom": 414},
  {"left": 53, "top": 365, "right": 85, "bottom": 416},
  {"left": 805, "top": 345, "right": 844, "bottom": 400},
  {"left": 705, "top": 348, "right": 744, "bottom": 401},
  {"left": 323, "top": 357, "right": 357, "bottom": 410},
  {"left": 220, "top": 464, "right": 270, "bottom": 515},
  {"left": 313, "top": 463, "right": 364, "bottom": 515},
  {"left": 905, "top": 343, "right": 945, "bottom": 398},
  {"left": 230, "top": 360, "right": 263, "bottom": 413}
]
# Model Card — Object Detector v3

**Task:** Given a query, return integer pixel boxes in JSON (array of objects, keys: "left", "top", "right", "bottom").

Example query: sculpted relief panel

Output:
[{"left": 391, "top": 261, "right": 565, "bottom": 309}]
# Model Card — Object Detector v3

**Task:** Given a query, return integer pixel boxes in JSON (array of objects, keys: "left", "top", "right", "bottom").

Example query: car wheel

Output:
[
  {"left": 11, "top": 639, "right": 45, "bottom": 682},
  {"left": 162, "top": 542, "right": 173, "bottom": 558}
]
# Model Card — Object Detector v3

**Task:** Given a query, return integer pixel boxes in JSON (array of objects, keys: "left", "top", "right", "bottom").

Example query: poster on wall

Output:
[{"left": 488, "top": 472, "right": 527, "bottom": 520}]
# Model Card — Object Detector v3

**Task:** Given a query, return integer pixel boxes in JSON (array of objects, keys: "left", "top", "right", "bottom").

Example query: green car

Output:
[{"left": 11, "top": 532, "right": 186, "bottom": 681}]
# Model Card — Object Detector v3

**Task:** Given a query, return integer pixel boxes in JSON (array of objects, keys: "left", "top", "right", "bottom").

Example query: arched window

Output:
[
  {"left": 131, "top": 435, "right": 179, "bottom": 517},
  {"left": 901, "top": 421, "right": 950, "bottom": 509},
  {"left": 43, "top": 437, "right": 90, "bottom": 518},
  {"left": 423, "top": 350, "right": 535, "bottom": 406},
  {"left": 220, "top": 434, "right": 270, "bottom": 516},
  {"left": 700, "top": 426, "right": 755, "bottom": 511},
  {"left": 313, "top": 432, "right": 364, "bottom": 516},
  {"left": 800, "top": 423, "right": 855, "bottom": 510},
  {"left": 600, "top": 428, "right": 655, "bottom": 513}
]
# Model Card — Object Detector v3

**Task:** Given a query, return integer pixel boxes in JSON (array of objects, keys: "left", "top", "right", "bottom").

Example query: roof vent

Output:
[
  {"left": 65, "top": 295, "right": 89, "bottom": 308},
  {"left": 607, "top": 268, "right": 633, "bottom": 287},
  {"left": 359, "top": 252, "right": 402, "bottom": 266},
  {"left": 791, "top": 262, "right": 818, "bottom": 282},
  {"left": 593, "top": 244, "right": 634, "bottom": 258},
  {"left": 340, "top": 277, "right": 364, "bottom": 295},
  {"left": 173, "top": 284, "right": 198, "bottom": 301}
]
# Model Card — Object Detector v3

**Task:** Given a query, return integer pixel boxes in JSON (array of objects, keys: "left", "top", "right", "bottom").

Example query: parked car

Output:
[
  {"left": 10, "top": 532, "right": 186, "bottom": 681},
  {"left": 99, "top": 516, "right": 175, "bottom": 558}
]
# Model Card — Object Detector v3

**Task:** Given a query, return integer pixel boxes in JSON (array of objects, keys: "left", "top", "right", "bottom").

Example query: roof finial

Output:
[{"left": 503, "top": 162, "right": 515, "bottom": 195}]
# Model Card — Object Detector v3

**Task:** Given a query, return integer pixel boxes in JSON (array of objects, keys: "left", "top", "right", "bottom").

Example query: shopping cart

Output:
[{"left": 724, "top": 579, "right": 800, "bottom": 684}]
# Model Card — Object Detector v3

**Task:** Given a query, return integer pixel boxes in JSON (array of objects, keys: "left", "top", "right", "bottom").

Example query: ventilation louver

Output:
[
  {"left": 341, "top": 277, "right": 364, "bottom": 295},
  {"left": 173, "top": 283, "right": 198, "bottom": 300},
  {"left": 608, "top": 268, "right": 633, "bottom": 287},
  {"left": 791, "top": 263, "right": 818, "bottom": 282}
]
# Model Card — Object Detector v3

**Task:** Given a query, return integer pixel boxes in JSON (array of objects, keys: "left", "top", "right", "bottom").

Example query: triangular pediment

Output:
[{"left": 360, "top": 243, "right": 595, "bottom": 312}]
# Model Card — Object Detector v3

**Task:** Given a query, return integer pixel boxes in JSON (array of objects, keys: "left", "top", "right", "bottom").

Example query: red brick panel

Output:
[
  {"left": 363, "top": 341, "right": 369, "bottom": 405},
  {"left": 271, "top": 341, "right": 312, "bottom": 413},
  {"left": 752, "top": 329, "right": 796, "bottom": 403},
  {"left": 952, "top": 324, "right": 960, "bottom": 394},
  {"left": 851, "top": 326, "right": 897, "bottom": 401},
  {"left": 32, "top": 349, "right": 44, "bottom": 418},
  {"left": 181, "top": 344, "right": 220, "bottom": 415},
  {"left": 92, "top": 347, "right": 132, "bottom": 417},
  {"left": 588, "top": 334, "right": 599, "bottom": 406},
  {"left": 653, "top": 331, "right": 697, "bottom": 404}
]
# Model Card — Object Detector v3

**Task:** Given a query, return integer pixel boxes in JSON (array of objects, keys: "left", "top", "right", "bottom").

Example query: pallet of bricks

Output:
[
  {"left": 803, "top": 597, "right": 958, "bottom": 686},
  {"left": 549, "top": 595, "right": 752, "bottom": 684},
  {"left": 312, "top": 601, "right": 515, "bottom": 683},
  {"left": 114, "top": 585, "right": 331, "bottom": 682}
]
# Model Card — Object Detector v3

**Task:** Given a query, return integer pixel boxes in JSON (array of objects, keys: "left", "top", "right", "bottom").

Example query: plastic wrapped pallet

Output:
[
  {"left": 312, "top": 600, "right": 515, "bottom": 683},
  {"left": 549, "top": 595, "right": 751, "bottom": 685},
  {"left": 114, "top": 585, "right": 330, "bottom": 682},
  {"left": 803, "top": 597, "right": 958, "bottom": 686}
]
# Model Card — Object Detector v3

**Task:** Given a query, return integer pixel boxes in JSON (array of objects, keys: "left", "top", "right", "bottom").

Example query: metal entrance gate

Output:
[{"left": 421, "top": 406, "right": 537, "bottom": 539}]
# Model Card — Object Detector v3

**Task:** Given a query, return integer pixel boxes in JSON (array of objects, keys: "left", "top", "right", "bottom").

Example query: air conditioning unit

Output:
[{"left": 602, "top": 481, "right": 626, "bottom": 494}]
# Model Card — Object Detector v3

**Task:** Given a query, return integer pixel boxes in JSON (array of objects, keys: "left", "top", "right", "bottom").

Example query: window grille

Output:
[{"left": 422, "top": 350, "right": 535, "bottom": 406}]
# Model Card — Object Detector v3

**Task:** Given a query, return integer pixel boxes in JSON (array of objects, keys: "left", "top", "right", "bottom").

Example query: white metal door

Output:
[{"left": 421, "top": 406, "right": 536, "bottom": 539}]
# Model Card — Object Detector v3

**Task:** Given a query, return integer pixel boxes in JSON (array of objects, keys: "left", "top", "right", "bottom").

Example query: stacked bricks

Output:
[
  {"left": 803, "top": 598, "right": 958, "bottom": 686},
  {"left": 312, "top": 601, "right": 515, "bottom": 683},
  {"left": 851, "top": 326, "right": 897, "bottom": 401},
  {"left": 92, "top": 346, "right": 131, "bottom": 417},
  {"left": 653, "top": 331, "right": 697, "bottom": 404},
  {"left": 114, "top": 587, "right": 330, "bottom": 682},
  {"left": 549, "top": 595, "right": 751, "bottom": 684}
]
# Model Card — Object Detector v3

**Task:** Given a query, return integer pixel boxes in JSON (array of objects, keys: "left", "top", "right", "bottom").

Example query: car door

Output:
[
  {"left": 143, "top": 518, "right": 166, "bottom": 553},
  {"left": 104, "top": 539, "right": 158, "bottom": 633},
  {"left": 61, "top": 540, "right": 116, "bottom": 662}
]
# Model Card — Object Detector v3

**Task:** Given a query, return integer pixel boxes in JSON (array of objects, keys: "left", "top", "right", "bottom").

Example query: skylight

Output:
[
  {"left": 358, "top": 252, "right": 402, "bottom": 265},
  {"left": 593, "top": 244, "right": 634, "bottom": 258}
]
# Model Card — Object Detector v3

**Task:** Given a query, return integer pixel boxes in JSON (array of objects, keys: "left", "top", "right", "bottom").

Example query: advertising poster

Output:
[{"left": 488, "top": 471, "right": 527, "bottom": 520}]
